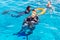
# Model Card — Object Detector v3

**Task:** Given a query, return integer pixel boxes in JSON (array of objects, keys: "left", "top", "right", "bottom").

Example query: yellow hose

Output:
[{"left": 35, "top": 8, "right": 46, "bottom": 16}]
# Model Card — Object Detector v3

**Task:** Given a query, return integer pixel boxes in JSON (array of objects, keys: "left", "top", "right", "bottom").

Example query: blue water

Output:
[{"left": 0, "top": 0, "right": 60, "bottom": 40}]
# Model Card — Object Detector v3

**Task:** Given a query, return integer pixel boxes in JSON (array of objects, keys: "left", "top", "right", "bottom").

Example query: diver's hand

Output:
[{"left": 2, "top": 10, "right": 9, "bottom": 15}]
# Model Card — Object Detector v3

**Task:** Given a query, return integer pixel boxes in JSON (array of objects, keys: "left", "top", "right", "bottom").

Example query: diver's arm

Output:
[
  {"left": 2, "top": 10, "right": 19, "bottom": 15},
  {"left": 11, "top": 14, "right": 20, "bottom": 18},
  {"left": 11, "top": 11, "right": 25, "bottom": 18},
  {"left": 34, "top": 18, "right": 38, "bottom": 22}
]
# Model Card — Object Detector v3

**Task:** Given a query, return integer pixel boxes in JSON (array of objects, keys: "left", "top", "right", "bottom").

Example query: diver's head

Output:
[
  {"left": 32, "top": 9, "right": 36, "bottom": 12},
  {"left": 31, "top": 9, "right": 36, "bottom": 18},
  {"left": 27, "top": 6, "right": 31, "bottom": 11}
]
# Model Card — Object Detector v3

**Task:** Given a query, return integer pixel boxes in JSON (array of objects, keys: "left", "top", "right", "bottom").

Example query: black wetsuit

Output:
[
  {"left": 23, "top": 16, "right": 38, "bottom": 30},
  {"left": 26, "top": 16, "right": 38, "bottom": 22},
  {"left": 22, "top": 16, "right": 38, "bottom": 35},
  {"left": 14, "top": 16, "right": 39, "bottom": 36}
]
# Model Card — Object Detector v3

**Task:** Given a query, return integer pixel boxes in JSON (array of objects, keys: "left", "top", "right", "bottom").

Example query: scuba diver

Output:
[
  {"left": 2, "top": 6, "right": 31, "bottom": 18},
  {"left": 13, "top": 9, "right": 39, "bottom": 37}
]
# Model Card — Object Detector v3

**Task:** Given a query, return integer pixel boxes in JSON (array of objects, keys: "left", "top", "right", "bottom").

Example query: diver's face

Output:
[
  {"left": 33, "top": 10, "right": 36, "bottom": 12},
  {"left": 29, "top": 7, "right": 30, "bottom": 10}
]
